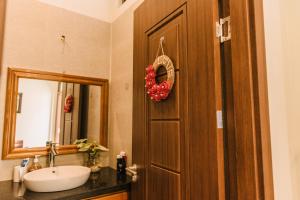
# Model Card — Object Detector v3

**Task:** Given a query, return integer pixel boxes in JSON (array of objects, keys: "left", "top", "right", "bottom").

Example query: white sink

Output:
[{"left": 24, "top": 166, "right": 91, "bottom": 192}]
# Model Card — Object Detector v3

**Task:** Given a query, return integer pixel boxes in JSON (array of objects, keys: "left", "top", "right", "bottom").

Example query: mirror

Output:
[{"left": 3, "top": 68, "right": 109, "bottom": 159}]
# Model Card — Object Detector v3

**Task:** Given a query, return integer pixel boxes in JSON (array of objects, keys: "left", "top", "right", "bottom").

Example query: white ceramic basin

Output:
[{"left": 24, "top": 165, "right": 91, "bottom": 192}]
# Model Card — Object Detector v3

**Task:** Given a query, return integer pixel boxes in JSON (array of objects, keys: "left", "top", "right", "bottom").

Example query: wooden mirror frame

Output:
[{"left": 2, "top": 68, "right": 109, "bottom": 159}]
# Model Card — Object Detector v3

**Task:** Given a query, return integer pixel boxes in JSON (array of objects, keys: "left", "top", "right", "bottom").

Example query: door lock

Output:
[{"left": 126, "top": 164, "right": 138, "bottom": 182}]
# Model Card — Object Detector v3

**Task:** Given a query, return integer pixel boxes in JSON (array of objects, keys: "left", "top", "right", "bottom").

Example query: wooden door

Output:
[
  {"left": 146, "top": 6, "right": 187, "bottom": 200},
  {"left": 133, "top": 0, "right": 225, "bottom": 200}
]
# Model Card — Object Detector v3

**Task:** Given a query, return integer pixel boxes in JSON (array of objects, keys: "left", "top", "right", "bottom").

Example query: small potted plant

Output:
[{"left": 74, "top": 139, "right": 109, "bottom": 173}]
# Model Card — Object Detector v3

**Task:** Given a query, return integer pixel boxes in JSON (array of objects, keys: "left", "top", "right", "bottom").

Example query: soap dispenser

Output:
[{"left": 28, "top": 155, "right": 42, "bottom": 172}]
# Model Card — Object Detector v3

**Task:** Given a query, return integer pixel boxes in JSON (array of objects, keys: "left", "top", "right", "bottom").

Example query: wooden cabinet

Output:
[{"left": 85, "top": 192, "right": 128, "bottom": 200}]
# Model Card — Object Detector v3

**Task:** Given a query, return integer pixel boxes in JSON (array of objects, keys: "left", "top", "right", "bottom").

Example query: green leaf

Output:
[
  {"left": 94, "top": 145, "right": 109, "bottom": 152},
  {"left": 73, "top": 138, "right": 88, "bottom": 145},
  {"left": 74, "top": 138, "right": 108, "bottom": 153}
]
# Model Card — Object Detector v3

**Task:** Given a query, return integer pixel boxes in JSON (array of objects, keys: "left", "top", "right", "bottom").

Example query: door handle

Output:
[{"left": 126, "top": 164, "right": 138, "bottom": 182}]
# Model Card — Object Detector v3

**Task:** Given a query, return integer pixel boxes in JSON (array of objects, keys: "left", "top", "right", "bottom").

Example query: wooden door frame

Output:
[
  {"left": 228, "top": 0, "right": 274, "bottom": 199},
  {"left": 0, "top": 0, "right": 6, "bottom": 74}
]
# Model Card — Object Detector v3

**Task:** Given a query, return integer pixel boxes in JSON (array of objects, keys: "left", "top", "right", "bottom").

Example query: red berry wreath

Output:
[{"left": 145, "top": 55, "right": 175, "bottom": 102}]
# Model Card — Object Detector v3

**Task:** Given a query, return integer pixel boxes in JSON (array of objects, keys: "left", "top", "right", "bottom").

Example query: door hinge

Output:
[
  {"left": 216, "top": 16, "right": 231, "bottom": 43},
  {"left": 217, "top": 110, "right": 223, "bottom": 129}
]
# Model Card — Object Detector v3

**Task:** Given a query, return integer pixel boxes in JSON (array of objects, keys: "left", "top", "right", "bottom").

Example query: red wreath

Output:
[
  {"left": 64, "top": 95, "right": 74, "bottom": 113},
  {"left": 145, "top": 65, "right": 172, "bottom": 102}
]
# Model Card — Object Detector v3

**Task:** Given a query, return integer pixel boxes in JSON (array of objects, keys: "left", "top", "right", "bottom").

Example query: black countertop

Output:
[{"left": 0, "top": 167, "right": 131, "bottom": 200}]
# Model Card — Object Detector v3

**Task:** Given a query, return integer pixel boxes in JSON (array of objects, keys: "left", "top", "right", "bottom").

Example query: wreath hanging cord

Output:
[
  {"left": 156, "top": 37, "right": 166, "bottom": 57},
  {"left": 145, "top": 37, "right": 175, "bottom": 102}
]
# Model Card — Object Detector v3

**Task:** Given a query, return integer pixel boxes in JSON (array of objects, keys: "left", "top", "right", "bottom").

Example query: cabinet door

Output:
[{"left": 89, "top": 192, "right": 128, "bottom": 200}]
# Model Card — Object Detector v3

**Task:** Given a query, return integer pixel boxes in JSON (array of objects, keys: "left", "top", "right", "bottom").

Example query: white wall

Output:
[
  {"left": 16, "top": 79, "right": 58, "bottom": 148},
  {"left": 264, "top": 0, "right": 300, "bottom": 199}
]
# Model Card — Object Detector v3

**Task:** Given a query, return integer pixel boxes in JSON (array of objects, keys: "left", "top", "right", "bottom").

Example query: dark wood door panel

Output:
[
  {"left": 148, "top": 166, "right": 181, "bottom": 200},
  {"left": 148, "top": 15, "right": 182, "bottom": 70},
  {"left": 150, "top": 121, "right": 180, "bottom": 172},
  {"left": 186, "top": 0, "right": 225, "bottom": 199},
  {"left": 142, "top": 0, "right": 186, "bottom": 32},
  {"left": 150, "top": 72, "right": 180, "bottom": 119}
]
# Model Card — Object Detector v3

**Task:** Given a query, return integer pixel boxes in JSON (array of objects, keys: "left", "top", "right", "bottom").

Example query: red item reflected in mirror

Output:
[{"left": 64, "top": 95, "right": 74, "bottom": 113}]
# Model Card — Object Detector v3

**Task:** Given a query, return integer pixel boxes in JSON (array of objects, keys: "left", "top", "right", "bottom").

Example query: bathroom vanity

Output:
[
  {"left": 0, "top": 167, "right": 131, "bottom": 200},
  {"left": 0, "top": 69, "right": 132, "bottom": 199}
]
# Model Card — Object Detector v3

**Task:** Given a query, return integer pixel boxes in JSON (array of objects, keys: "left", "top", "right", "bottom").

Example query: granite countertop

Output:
[{"left": 0, "top": 167, "right": 131, "bottom": 200}]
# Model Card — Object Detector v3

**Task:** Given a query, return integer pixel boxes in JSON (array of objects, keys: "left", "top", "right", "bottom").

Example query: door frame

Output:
[{"left": 229, "top": 0, "right": 274, "bottom": 199}]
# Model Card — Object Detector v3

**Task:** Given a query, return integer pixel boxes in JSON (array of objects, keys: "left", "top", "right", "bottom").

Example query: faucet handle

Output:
[
  {"left": 46, "top": 141, "right": 58, "bottom": 147},
  {"left": 46, "top": 141, "right": 52, "bottom": 147},
  {"left": 51, "top": 143, "right": 58, "bottom": 147}
]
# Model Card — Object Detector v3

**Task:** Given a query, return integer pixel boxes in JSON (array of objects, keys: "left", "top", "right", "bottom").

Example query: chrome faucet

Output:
[{"left": 47, "top": 141, "right": 58, "bottom": 168}]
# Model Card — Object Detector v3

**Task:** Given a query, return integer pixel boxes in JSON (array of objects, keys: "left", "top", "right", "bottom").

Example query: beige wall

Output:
[
  {"left": 110, "top": 0, "right": 142, "bottom": 22},
  {"left": 0, "top": 0, "right": 111, "bottom": 181},
  {"left": 281, "top": 1, "right": 300, "bottom": 199},
  {"left": 264, "top": 0, "right": 300, "bottom": 199},
  {"left": 108, "top": 1, "right": 142, "bottom": 170},
  {"left": 38, "top": 0, "right": 112, "bottom": 22},
  {"left": 16, "top": 79, "right": 58, "bottom": 148},
  {"left": 38, "top": 0, "right": 142, "bottom": 23}
]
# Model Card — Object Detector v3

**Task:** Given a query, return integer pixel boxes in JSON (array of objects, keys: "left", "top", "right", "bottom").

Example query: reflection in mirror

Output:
[
  {"left": 2, "top": 68, "right": 109, "bottom": 159},
  {"left": 15, "top": 78, "right": 102, "bottom": 148}
]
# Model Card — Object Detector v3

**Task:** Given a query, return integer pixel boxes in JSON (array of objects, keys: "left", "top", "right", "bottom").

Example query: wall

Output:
[
  {"left": 38, "top": 0, "right": 112, "bottom": 22},
  {"left": 16, "top": 79, "right": 58, "bottom": 148},
  {"left": 280, "top": 1, "right": 300, "bottom": 199},
  {"left": 0, "top": 0, "right": 111, "bottom": 181},
  {"left": 264, "top": 0, "right": 300, "bottom": 199},
  {"left": 38, "top": 0, "right": 141, "bottom": 23},
  {"left": 110, "top": 0, "right": 143, "bottom": 22},
  {"left": 87, "top": 85, "right": 101, "bottom": 143},
  {"left": 109, "top": 0, "right": 143, "bottom": 170}
]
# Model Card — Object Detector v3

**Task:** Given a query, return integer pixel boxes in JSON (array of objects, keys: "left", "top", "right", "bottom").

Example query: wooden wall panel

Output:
[
  {"left": 148, "top": 166, "right": 181, "bottom": 200},
  {"left": 150, "top": 121, "right": 180, "bottom": 172}
]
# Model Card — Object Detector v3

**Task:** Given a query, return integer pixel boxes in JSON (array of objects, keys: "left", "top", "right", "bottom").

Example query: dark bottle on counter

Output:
[
  {"left": 117, "top": 155, "right": 125, "bottom": 180},
  {"left": 120, "top": 151, "right": 127, "bottom": 173}
]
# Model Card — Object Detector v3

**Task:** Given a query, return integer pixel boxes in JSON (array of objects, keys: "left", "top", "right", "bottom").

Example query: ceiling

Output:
[{"left": 38, "top": 0, "right": 142, "bottom": 23}]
